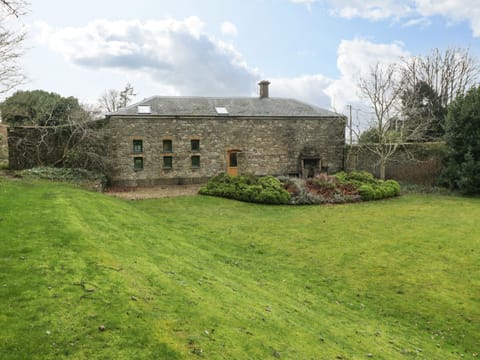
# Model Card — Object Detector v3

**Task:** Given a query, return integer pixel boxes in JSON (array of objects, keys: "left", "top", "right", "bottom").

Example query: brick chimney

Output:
[{"left": 258, "top": 80, "right": 270, "bottom": 99}]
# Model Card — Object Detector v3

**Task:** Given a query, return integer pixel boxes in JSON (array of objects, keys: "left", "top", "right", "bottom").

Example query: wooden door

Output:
[{"left": 227, "top": 150, "right": 238, "bottom": 176}]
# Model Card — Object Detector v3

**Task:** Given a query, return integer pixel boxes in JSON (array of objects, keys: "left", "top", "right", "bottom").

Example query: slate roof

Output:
[{"left": 108, "top": 96, "right": 342, "bottom": 118}]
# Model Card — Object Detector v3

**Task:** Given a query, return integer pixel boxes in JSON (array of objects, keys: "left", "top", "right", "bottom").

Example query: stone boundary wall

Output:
[
  {"left": 0, "top": 124, "right": 7, "bottom": 162},
  {"left": 345, "top": 142, "right": 446, "bottom": 185}
]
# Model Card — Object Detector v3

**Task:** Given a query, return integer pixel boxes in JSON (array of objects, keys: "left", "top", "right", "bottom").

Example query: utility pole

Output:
[{"left": 347, "top": 104, "right": 353, "bottom": 146}]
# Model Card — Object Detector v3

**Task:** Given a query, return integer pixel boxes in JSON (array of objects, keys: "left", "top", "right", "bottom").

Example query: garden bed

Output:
[{"left": 200, "top": 171, "right": 401, "bottom": 205}]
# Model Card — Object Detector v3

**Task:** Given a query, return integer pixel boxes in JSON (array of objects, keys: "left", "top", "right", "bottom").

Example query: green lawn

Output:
[{"left": 0, "top": 178, "right": 479, "bottom": 359}]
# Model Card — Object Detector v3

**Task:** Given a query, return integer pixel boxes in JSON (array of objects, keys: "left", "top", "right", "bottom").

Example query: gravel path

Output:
[{"left": 104, "top": 184, "right": 203, "bottom": 200}]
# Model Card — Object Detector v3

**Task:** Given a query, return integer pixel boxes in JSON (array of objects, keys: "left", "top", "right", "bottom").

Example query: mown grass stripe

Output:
[{"left": 0, "top": 178, "right": 478, "bottom": 359}]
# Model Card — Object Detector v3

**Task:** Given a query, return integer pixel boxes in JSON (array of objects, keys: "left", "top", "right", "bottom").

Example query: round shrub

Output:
[
  {"left": 336, "top": 172, "right": 401, "bottom": 201},
  {"left": 199, "top": 174, "right": 291, "bottom": 205},
  {"left": 335, "top": 171, "right": 377, "bottom": 187},
  {"left": 374, "top": 187, "right": 385, "bottom": 200},
  {"left": 358, "top": 184, "right": 375, "bottom": 201},
  {"left": 384, "top": 180, "right": 401, "bottom": 196}
]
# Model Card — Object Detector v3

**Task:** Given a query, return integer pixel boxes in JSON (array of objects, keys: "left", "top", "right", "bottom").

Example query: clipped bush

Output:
[
  {"left": 384, "top": 180, "right": 401, "bottom": 196},
  {"left": 335, "top": 171, "right": 377, "bottom": 187},
  {"left": 358, "top": 184, "right": 375, "bottom": 201},
  {"left": 199, "top": 174, "right": 291, "bottom": 205},
  {"left": 335, "top": 171, "right": 401, "bottom": 201},
  {"left": 201, "top": 171, "right": 399, "bottom": 205}
]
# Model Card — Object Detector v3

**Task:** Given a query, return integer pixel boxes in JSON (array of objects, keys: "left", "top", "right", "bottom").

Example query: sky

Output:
[{"left": 10, "top": 0, "right": 480, "bottom": 118}]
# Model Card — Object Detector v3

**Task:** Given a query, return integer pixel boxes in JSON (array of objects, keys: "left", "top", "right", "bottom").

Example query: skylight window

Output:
[
  {"left": 137, "top": 105, "right": 151, "bottom": 114},
  {"left": 215, "top": 106, "right": 229, "bottom": 115}
]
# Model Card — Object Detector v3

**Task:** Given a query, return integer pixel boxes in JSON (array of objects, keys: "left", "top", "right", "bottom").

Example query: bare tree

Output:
[
  {"left": 400, "top": 47, "right": 478, "bottom": 139},
  {"left": 98, "top": 89, "right": 121, "bottom": 113},
  {"left": 1, "top": 1, "right": 28, "bottom": 17},
  {"left": 81, "top": 102, "right": 103, "bottom": 120},
  {"left": 358, "top": 63, "right": 403, "bottom": 180},
  {"left": 98, "top": 83, "right": 136, "bottom": 114},
  {"left": 0, "top": 1, "right": 27, "bottom": 95},
  {"left": 119, "top": 83, "right": 135, "bottom": 108},
  {"left": 402, "top": 48, "right": 478, "bottom": 107},
  {"left": 8, "top": 106, "right": 109, "bottom": 173},
  {"left": 60, "top": 110, "right": 109, "bottom": 173}
]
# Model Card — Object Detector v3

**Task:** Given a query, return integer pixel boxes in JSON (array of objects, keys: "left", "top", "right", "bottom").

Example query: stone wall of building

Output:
[{"left": 105, "top": 115, "right": 346, "bottom": 186}]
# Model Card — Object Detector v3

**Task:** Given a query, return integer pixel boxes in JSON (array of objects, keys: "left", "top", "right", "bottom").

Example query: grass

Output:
[{"left": 0, "top": 177, "right": 479, "bottom": 359}]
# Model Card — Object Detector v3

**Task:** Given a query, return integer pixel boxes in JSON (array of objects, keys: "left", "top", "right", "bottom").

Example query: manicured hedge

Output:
[
  {"left": 335, "top": 172, "right": 400, "bottom": 201},
  {"left": 199, "top": 173, "right": 291, "bottom": 205}
]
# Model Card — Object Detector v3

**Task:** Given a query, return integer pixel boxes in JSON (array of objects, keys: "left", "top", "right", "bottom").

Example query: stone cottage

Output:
[{"left": 105, "top": 81, "right": 346, "bottom": 187}]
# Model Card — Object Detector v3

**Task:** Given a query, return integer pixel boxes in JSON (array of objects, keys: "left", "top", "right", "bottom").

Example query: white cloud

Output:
[
  {"left": 415, "top": 0, "right": 480, "bottom": 37},
  {"left": 325, "top": 38, "right": 410, "bottom": 112},
  {"left": 34, "top": 15, "right": 415, "bottom": 119},
  {"left": 290, "top": 0, "right": 480, "bottom": 37},
  {"left": 221, "top": 21, "right": 238, "bottom": 37},
  {"left": 290, "top": 0, "right": 319, "bottom": 3},
  {"left": 290, "top": 0, "right": 320, "bottom": 11},
  {"left": 36, "top": 17, "right": 258, "bottom": 96},
  {"left": 402, "top": 17, "right": 431, "bottom": 28},
  {"left": 327, "top": 0, "right": 414, "bottom": 20},
  {"left": 268, "top": 74, "right": 333, "bottom": 109},
  {"left": 263, "top": 38, "right": 410, "bottom": 117}
]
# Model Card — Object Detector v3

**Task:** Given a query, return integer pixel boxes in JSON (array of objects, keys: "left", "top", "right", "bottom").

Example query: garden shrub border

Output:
[
  {"left": 200, "top": 171, "right": 401, "bottom": 205},
  {"left": 199, "top": 173, "right": 291, "bottom": 205}
]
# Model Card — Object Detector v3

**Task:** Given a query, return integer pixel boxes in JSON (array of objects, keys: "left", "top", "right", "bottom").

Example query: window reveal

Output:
[
  {"left": 163, "top": 139, "right": 173, "bottom": 152},
  {"left": 163, "top": 156, "right": 173, "bottom": 169},
  {"left": 133, "top": 157, "right": 143, "bottom": 170},
  {"left": 133, "top": 139, "right": 143, "bottom": 153},
  {"left": 191, "top": 155, "right": 200, "bottom": 168},
  {"left": 191, "top": 139, "right": 200, "bottom": 152}
]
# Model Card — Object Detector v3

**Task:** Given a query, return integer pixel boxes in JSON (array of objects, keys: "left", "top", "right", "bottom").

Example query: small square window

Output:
[
  {"left": 134, "top": 157, "right": 143, "bottom": 170},
  {"left": 163, "top": 156, "right": 173, "bottom": 169},
  {"left": 133, "top": 139, "right": 143, "bottom": 153},
  {"left": 191, "top": 139, "right": 200, "bottom": 152},
  {"left": 163, "top": 139, "right": 173, "bottom": 152},
  {"left": 191, "top": 155, "right": 200, "bottom": 168}
]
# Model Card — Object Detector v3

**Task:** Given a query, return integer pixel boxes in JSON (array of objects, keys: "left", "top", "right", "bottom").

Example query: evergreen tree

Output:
[
  {"left": 1, "top": 90, "right": 88, "bottom": 126},
  {"left": 443, "top": 86, "right": 480, "bottom": 194},
  {"left": 400, "top": 81, "right": 446, "bottom": 141}
]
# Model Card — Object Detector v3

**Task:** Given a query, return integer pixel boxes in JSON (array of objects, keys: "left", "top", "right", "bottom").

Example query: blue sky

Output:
[{"left": 13, "top": 0, "right": 480, "bottom": 116}]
